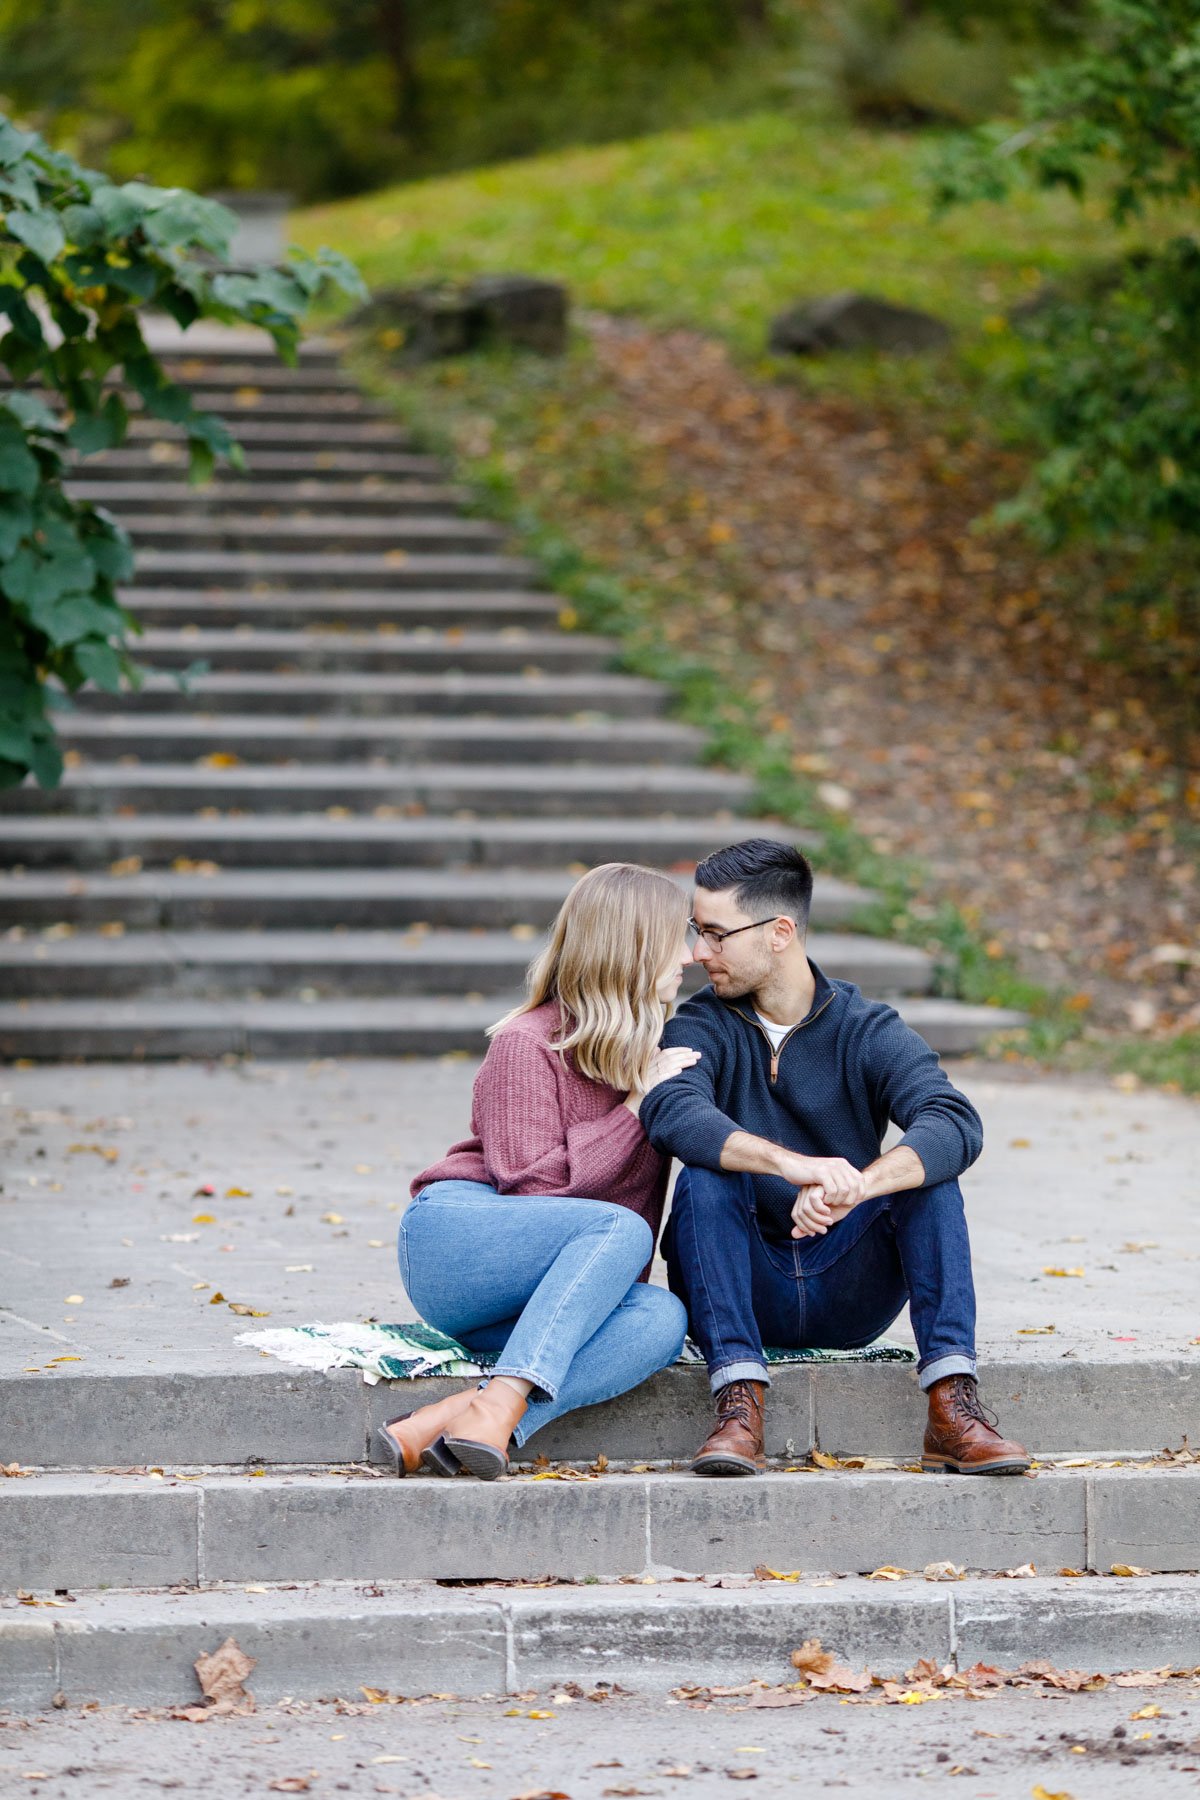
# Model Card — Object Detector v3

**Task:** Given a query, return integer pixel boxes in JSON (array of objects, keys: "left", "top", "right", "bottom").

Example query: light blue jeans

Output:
[{"left": 399, "top": 1179, "right": 687, "bottom": 1447}]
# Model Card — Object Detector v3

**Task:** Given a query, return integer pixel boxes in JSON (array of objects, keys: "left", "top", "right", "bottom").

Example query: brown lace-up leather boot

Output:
[
  {"left": 691, "top": 1378, "right": 767, "bottom": 1476},
  {"left": 922, "top": 1374, "right": 1031, "bottom": 1475}
]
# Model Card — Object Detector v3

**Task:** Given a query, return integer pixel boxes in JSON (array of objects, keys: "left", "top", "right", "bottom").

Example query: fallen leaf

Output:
[
  {"left": 867, "top": 1566, "right": 908, "bottom": 1581},
  {"left": 810, "top": 1450, "right": 840, "bottom": 1469},
  {"left": 754, "top": 1565, "right": 802, "bottom": 1582},
  {"left": 228, "top": 1303, "right": 270, "bottom": 1317},
  {"left": 1031, "top": 1789, "right": 1074, "bottom": 1800},
  {"left": 1130, "top": 1704, "right": 1165, "bottom": 1720},
  {"left": 1016, "top": 1661, "right": 1102, "bottom": 1692},
  {"left": 225, "top": 1186, "right": 252, "bottom": 1199},
  {"left": 267, "top": 1782, "right": 310, "bottom": 1794},
  {"left": 1113, "top": 1669, "right": 1169, "bottom": 1687},
  {"left": 1110, "top": 1564, "right": 1151, "bottom": 1577},
  {"left": 190, "top": 1636, "right": 256, "bottom": 1717},
  {"left": 1018, "top": 1325, "right": 1057, "bottom": 1335},
  {"left": 725, "top": 1770, "right": 758, "bottom": 1781},
  {"left": 923, "top": 1561, "right": 965, "bottom": 1581},
  {"left": 208, "top": 1292, "right": 227, "bottom": 1305},
  {"left": 1042, "top": 1268, "right": 1085, "bottom": 1278},
  {"left": 1000, "top": 1563, "right": 1037, "bottom": 1579},
  {"left": 791, "top": 1640, "right": 835, "bottom": 1678},
  {"left": 321, "top": 1211, "right": 344, "bottom": 1225},
  {"left": 192, "top": 1213, "right": 216, "bottom": 1225}
]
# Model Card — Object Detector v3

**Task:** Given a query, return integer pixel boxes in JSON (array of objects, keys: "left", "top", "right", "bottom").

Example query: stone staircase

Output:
[{"left": 0, "top": 330, "right": 1023, "bottom": 1059}]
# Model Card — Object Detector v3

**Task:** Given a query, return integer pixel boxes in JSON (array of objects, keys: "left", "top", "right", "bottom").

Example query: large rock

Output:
[
  {"left": 352, "top": 275, "right": 568, "bottom": 363},
  {"left": 768, "top": 292, "right": 951, "bottom": 357}
]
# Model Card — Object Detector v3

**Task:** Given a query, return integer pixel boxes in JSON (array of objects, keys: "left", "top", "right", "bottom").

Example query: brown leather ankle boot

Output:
[
  {"left": 922, "top": 1375, "right": 1030, "bottom": 1475},
  {"left": 691, "top": 1379, "right": 766, "bottom": 1477},
  {"left": 442, "top": 1379, "right": 530, "bottom": 1480},
  {"left": 375, "top": 1388, "right": 479, "bottom": 1477}
]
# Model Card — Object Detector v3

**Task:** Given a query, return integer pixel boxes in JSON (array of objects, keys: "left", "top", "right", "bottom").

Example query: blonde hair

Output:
[{"left": 488, "top": 863, "right": 689, "bottom": 1092}]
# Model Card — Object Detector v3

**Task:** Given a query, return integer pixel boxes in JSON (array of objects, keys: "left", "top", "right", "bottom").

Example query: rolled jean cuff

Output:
[
  {"left": 711, "top": 1358, "right": 771, "bottom": 1395},
  {"left": 488, "top": 1366, "right": 555, "bottom": 1405},
  {"left": 918, "top": 1352, "right": 977, "bottom": 1391}
]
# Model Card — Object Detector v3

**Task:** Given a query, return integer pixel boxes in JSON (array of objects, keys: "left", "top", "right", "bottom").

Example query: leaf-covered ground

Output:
[{"left": 382, "top": 319, "right": 1198, "bottom": 1053}]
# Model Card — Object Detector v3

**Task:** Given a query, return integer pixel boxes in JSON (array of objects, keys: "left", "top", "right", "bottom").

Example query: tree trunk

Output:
[{"left": 376, "top": 0, "right": 421, "bottom": 142}]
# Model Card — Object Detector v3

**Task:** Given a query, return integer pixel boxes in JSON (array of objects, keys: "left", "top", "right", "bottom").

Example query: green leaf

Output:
[
  {"left": 0, "top": 118, "right": 40, "bottom": 169},
  {"left": 75, "top": 639, "right": 124, "bottom": 692},
  {"left": 68, "top": 392, "right": 128, "bottom": 456},
  {"left": 1, "top": 391, "right": 61, "bottom": 435},
  {"left": 4, "top": 543, "right": 95, "bottom": 608},
  {"left": 0, "top": 163, "right": 40, "bottom": 210},
  {"left": 29, "top": 731, "right": 64, "bottom": 790},
  {"left": 0, "top": 436, "right": 40, "bottom": 498},
  {"left": 27, "top": 593, "right": 121, "bottom": 650},
  {"left": 59, "top": 203, "right": 104, "bottom": 249},
  {"left": 0, "top": 493, "right": 33, "bottom": 557},
  {"left": 83, "top": 519, "right": 134, "bottom": 583},
  {"left": 5, "top": 207, "right": 67, "bottom": 264},
  {"left": 91, "top": 183, "right": 150, "bottom": 240}
]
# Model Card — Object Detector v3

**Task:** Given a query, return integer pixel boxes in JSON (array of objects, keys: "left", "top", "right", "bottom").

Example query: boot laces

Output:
[
  {"left": 717, "top": 1380, "right": 758, "bottom": 1432},
  {"left": 955, "top": 1377, "right": 1000, "bottom": 1434}
]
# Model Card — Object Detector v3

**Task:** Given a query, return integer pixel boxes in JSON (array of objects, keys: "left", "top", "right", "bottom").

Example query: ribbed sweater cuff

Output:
[{"left": 897, "top": 1124, "right": 958, "bottom": 1189}]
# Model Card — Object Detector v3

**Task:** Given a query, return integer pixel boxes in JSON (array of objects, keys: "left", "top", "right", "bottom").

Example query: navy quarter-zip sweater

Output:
[{"left": 639, "top": 960, "right": 983, "bottom": 1242}]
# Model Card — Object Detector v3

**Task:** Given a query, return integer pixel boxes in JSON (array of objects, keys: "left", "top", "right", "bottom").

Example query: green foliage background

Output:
[
  {"left": 0, "top": 1, "right": 1085, "bottom": 202},
  {"left": 0, "top": 116, "right": 362, "bottom": 788}
]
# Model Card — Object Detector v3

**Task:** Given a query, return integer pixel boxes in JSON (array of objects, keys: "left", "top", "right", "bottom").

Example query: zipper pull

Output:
[{"left": 769, "top": 1050, "right": 779, "bottom": 1084}]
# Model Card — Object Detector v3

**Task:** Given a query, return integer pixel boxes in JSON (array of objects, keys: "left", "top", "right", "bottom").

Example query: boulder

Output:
[
  {"left": 465, "top": 274, "right": 568, "bottom": 355},
  {"left": 768, "top": 292, "right": 951, "bottom": 357},
  {"left": 351, "top": 275, "right": 568, "bottom": 363}
]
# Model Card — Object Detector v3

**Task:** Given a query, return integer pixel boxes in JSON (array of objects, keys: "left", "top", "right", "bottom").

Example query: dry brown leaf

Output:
[
  {"left": 746, "top": 1689, "right": 812, "bottom": 1708},
  {"left": 809, "top": 1450, "right": 840, "bottom": 1469},
  {"left": 753, "top": 1565, "right": 801, "bottom": 1582},
  {"left": 1110, "top": 1563, "right": 1151, "bottom": 1577},
  {"left": 790, "top": 1640, "right": 835, "bottom": 1678},
  {"left": 1016, "top": 1661, "right": 1103, "bottom": 1692},
  {"left": 267, "top": 1782, "right": 311, "bottom": 1794},
  {"left": 867, "top": 1565, "right": 908, "bottom": 1581},
  {"left": 1113, "top": 1670, "right": 1169, "bottom": 1687},
  {"left": 193, "top": 1635, "right": 256, "bottom": 1716}
]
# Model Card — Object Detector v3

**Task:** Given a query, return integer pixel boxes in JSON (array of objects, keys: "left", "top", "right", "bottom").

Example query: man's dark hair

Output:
[{"left": 694, "top": 838, "right": 814, "bottom": 933}]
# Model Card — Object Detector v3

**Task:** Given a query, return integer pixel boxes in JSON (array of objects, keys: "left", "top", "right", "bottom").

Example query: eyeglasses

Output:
[{"left": 687, "top": 915, "right": 784, "bottom": 951}]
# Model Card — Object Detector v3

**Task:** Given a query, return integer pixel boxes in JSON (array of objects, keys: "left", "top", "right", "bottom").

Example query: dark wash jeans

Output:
[{"left": 663, "top": 1166, "right": 978, "bottom": 1395}]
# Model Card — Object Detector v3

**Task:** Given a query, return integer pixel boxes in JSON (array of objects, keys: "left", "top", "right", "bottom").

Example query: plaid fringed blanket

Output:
[{"left": 236, "top": 1319, "right": 916, "bottom": 1384}]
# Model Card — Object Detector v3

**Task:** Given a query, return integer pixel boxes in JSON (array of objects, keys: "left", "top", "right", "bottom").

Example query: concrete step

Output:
[
  {"left": 0, "top": 813, "right": 778, "bottom": 871},
  {"left": 157, "top": 360, "right": 368, "bottom": 392},
  {"left": 7, "top": 1574, "right": 1198, "bottom": 1712},
  {"left": 139, "top": 389, "right": 395, "bottom": 421},
  {"left": 84, "top": 448, "right": 445, "bottom": 480},
  {"left": 62, "top": 670, "right": 668, "bottom": 718},
  {"left": 128, "top": 626, "right": 607, "bottom": 673},
  {"left": 54, "top": 712, "right": 703, "bottom": 765},
  {"left": 6, "top": 1359, "right": 1193, "bottom": 1473},
  {"left": 131, "top": 549, "right": 540, "bottom": 589},
  {"left": 3, "top": 1465, "right": 1196, "bottom": 1595},
  {"left": 111, "top": 588, "right": 564, "bottom": 631},
  {"left": 121, "top": 514, "right": 506, "bottom": 553},
  {"left": 0, "top": 865, "right": 871, "bottom": 931},
  {"left": 69, "top": 479, "right": 469, "bottom": 513},
  {"left": 0, "top": 927, "right": 931, "bottom": 1001},
  {"left": 14, "top": 761, "right": 752, "bottom": 819},
  {"left": 0, "top": 992, "right": 1027, "bottom": 1058},
  {"left": 125, "top": 417, "right": 408, "bottom": 448}
]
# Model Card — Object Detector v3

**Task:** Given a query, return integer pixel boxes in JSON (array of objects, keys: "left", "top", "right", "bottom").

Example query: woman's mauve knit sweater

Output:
[{"left": 411, "top": 1000, "right": 669, "bottom": 1241}]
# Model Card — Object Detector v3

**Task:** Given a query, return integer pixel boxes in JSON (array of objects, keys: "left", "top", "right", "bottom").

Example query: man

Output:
[{"left": 639, "top": 837, "right": 1029, "bottom": 1478}]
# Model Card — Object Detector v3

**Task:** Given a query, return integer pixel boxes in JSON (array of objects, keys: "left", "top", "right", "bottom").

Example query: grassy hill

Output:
[{"left": 292, "top": 108, "right": 1144, "bottom": 367}]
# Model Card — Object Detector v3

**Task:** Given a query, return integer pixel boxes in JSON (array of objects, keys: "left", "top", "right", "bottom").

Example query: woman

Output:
[{"left": 379, "top": 862, "right": 698, "bottom": 1480}]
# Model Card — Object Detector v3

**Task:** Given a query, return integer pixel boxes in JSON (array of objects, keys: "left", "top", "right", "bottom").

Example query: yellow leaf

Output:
[
  {"left": 192, "top": 1213, "right": 215, "bottom": 1224},
  {"left": 198, "top": 752, "right": 242, "bottom": 769},
  {"left": 868, "top": 1566, "right": 909, "bottom": 1581},
  {"left": 1130, "top": 1705, "right": 1164, "bottom": 1720},
  {"left": 1111, "top": 1563, "right": 1151, "bottom": 1577},
  {"left": 1042, "top": 1267, "right": 1085, "bottom": 1278},
  {"left": 1031, "top": 1789, "right": 1074, "bottom": 1800},
  {"left": 1018, "top": 1325, "right": 1056, "bottom": 1335},
  {"left": 811, "top": 1450, "right": 840, "bottom": 1469},
  {"left": 47, "top": 1355, "right": 82, "bottom": 1364},
  {"left": 208, "top": 1292, "right": 227, "bottom": 1305},
  {"left": 225, "top": 1186, "right": 252, "bottom": 1199},
  {"left": 321, "top": 1212, "right": 343, "bottom": 1225},
  {"left": 526, "top": 1710, "right": 556, "bottom": 1719},
  {"left": 898, "top": 1691, "right": 934, "bottom": 1704},
  {"left": 228, "top": 1303, "right": 270, "bottom": 1317}
]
